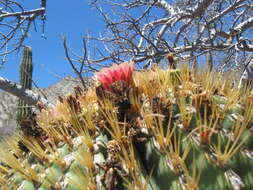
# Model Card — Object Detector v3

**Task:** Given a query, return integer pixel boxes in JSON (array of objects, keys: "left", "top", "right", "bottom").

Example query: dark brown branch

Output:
[{"left": 62, "top": 36, "right": 87, "bottom": 89}]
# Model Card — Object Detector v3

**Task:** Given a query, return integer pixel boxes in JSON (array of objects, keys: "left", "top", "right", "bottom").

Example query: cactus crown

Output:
[
  {"left": 16, "top": 46, "right": 33, "bottom": 123},
  {"left": 1, "top": 61, "right": 253, "bottom": 190}
]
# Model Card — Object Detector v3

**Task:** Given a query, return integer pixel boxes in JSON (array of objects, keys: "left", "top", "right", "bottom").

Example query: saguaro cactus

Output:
[{"left": 16, "top": 46, "right": 33, "bottom": 123}]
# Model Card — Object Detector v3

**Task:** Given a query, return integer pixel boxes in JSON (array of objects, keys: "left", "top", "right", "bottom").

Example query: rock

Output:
[
  {"left": 0, "top": 76, "right": 89, "bottom": 138},
  {"left": 0, "top": 91, "right": 18, "bottom": 136}
]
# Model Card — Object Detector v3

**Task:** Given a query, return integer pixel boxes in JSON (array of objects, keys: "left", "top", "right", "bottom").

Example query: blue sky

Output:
[{"left": 0, "top": 0, "right": 104, "bottom": 88}]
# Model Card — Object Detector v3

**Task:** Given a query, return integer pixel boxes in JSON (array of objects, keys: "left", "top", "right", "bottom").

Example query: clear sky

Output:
[{"left": 0, "top": 0, "right": 104, "bottom": 88}]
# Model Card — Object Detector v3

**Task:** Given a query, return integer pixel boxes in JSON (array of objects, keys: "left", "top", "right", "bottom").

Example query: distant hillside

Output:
[{"left": 0, "top": 76, "right": 86, "bottom": 138}]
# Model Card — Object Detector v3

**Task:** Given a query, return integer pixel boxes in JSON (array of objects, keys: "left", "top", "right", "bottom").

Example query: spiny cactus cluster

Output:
[
  {"left": 1, "top": 60, "right": 253, "bottom": 190},
  {"left": 16, "top": 46, "right": 33, "bottom": 123}
]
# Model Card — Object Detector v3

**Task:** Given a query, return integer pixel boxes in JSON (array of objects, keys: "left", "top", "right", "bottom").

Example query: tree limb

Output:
[{"left": 0, "top": 76, "right": 53, "bottom": 108}]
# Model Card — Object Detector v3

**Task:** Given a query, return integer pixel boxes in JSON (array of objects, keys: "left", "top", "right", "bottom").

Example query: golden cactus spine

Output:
[{"left": 0, "top": 61, "right": 253, "bottom": 190}]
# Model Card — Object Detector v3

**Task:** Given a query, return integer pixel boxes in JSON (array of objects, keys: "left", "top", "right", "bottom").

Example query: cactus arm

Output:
[
  {"left": 19, "top": 46, "right": 33, "bottom": 89},
  {"left": 17, "top": 46, "right": 33, "bottom": 122}
]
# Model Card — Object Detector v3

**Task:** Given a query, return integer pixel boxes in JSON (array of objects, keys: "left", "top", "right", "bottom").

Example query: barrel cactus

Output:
[
  {"left": 16, "top": 46, "right": 33, "bottom": 123},
  {"left": 1, "top": 60, "right": 253, "bottom": 190}
]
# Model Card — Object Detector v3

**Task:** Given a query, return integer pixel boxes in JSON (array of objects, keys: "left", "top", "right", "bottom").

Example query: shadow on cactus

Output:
[{"left": 1, "top": 60, "right": 253, "bottom": 190}]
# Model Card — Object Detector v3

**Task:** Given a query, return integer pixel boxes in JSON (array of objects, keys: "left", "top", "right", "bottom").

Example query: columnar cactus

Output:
[
  {"left": 1, "top": 60, "right": 253, "bottom": 190},
  {"left": 16, "top": 46, "right": 33, "bottom": 123}
]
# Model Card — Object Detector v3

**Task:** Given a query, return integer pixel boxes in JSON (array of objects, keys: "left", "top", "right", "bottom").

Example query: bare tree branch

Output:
[
  {"left": 62, "top": 36, "right": 95, "bottom": 88},
  {"left": 0, "top": 8, "right": 45, "bottom": 20},
  {"left": 233, "top": 17, "right": 253, "bottom": 34},
  {"left": 0, "top": 0, "right": 46, "bottom": 64},
  {"left": 83, "top": 0, "right": 253, "bottom": 72},
  {"left": 0, "top": 76, "right": 53, "bottom": 108}
]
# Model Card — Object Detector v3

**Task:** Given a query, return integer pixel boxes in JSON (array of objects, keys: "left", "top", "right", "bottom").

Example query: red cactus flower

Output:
[{"left": 96, "top": 61, "right": 134, "bottom": 91}]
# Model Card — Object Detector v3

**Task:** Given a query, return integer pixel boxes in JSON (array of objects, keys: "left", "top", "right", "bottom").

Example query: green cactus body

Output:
[
  {"left": 1, "top": 62, "right": 253, "bottom": 190},
  {"left": 16, "top": 46, "right": 33, "bottom": 123}
]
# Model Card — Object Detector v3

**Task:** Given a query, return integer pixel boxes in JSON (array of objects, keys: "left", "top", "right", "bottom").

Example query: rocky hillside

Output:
[{"left": 0, "top": 76, "right": 86, "bottom": 137}]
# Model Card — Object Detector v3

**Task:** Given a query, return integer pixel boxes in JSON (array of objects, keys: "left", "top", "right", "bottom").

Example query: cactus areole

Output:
[{"left": 1, "top": 60, "right": 253, "bottom": 190}]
